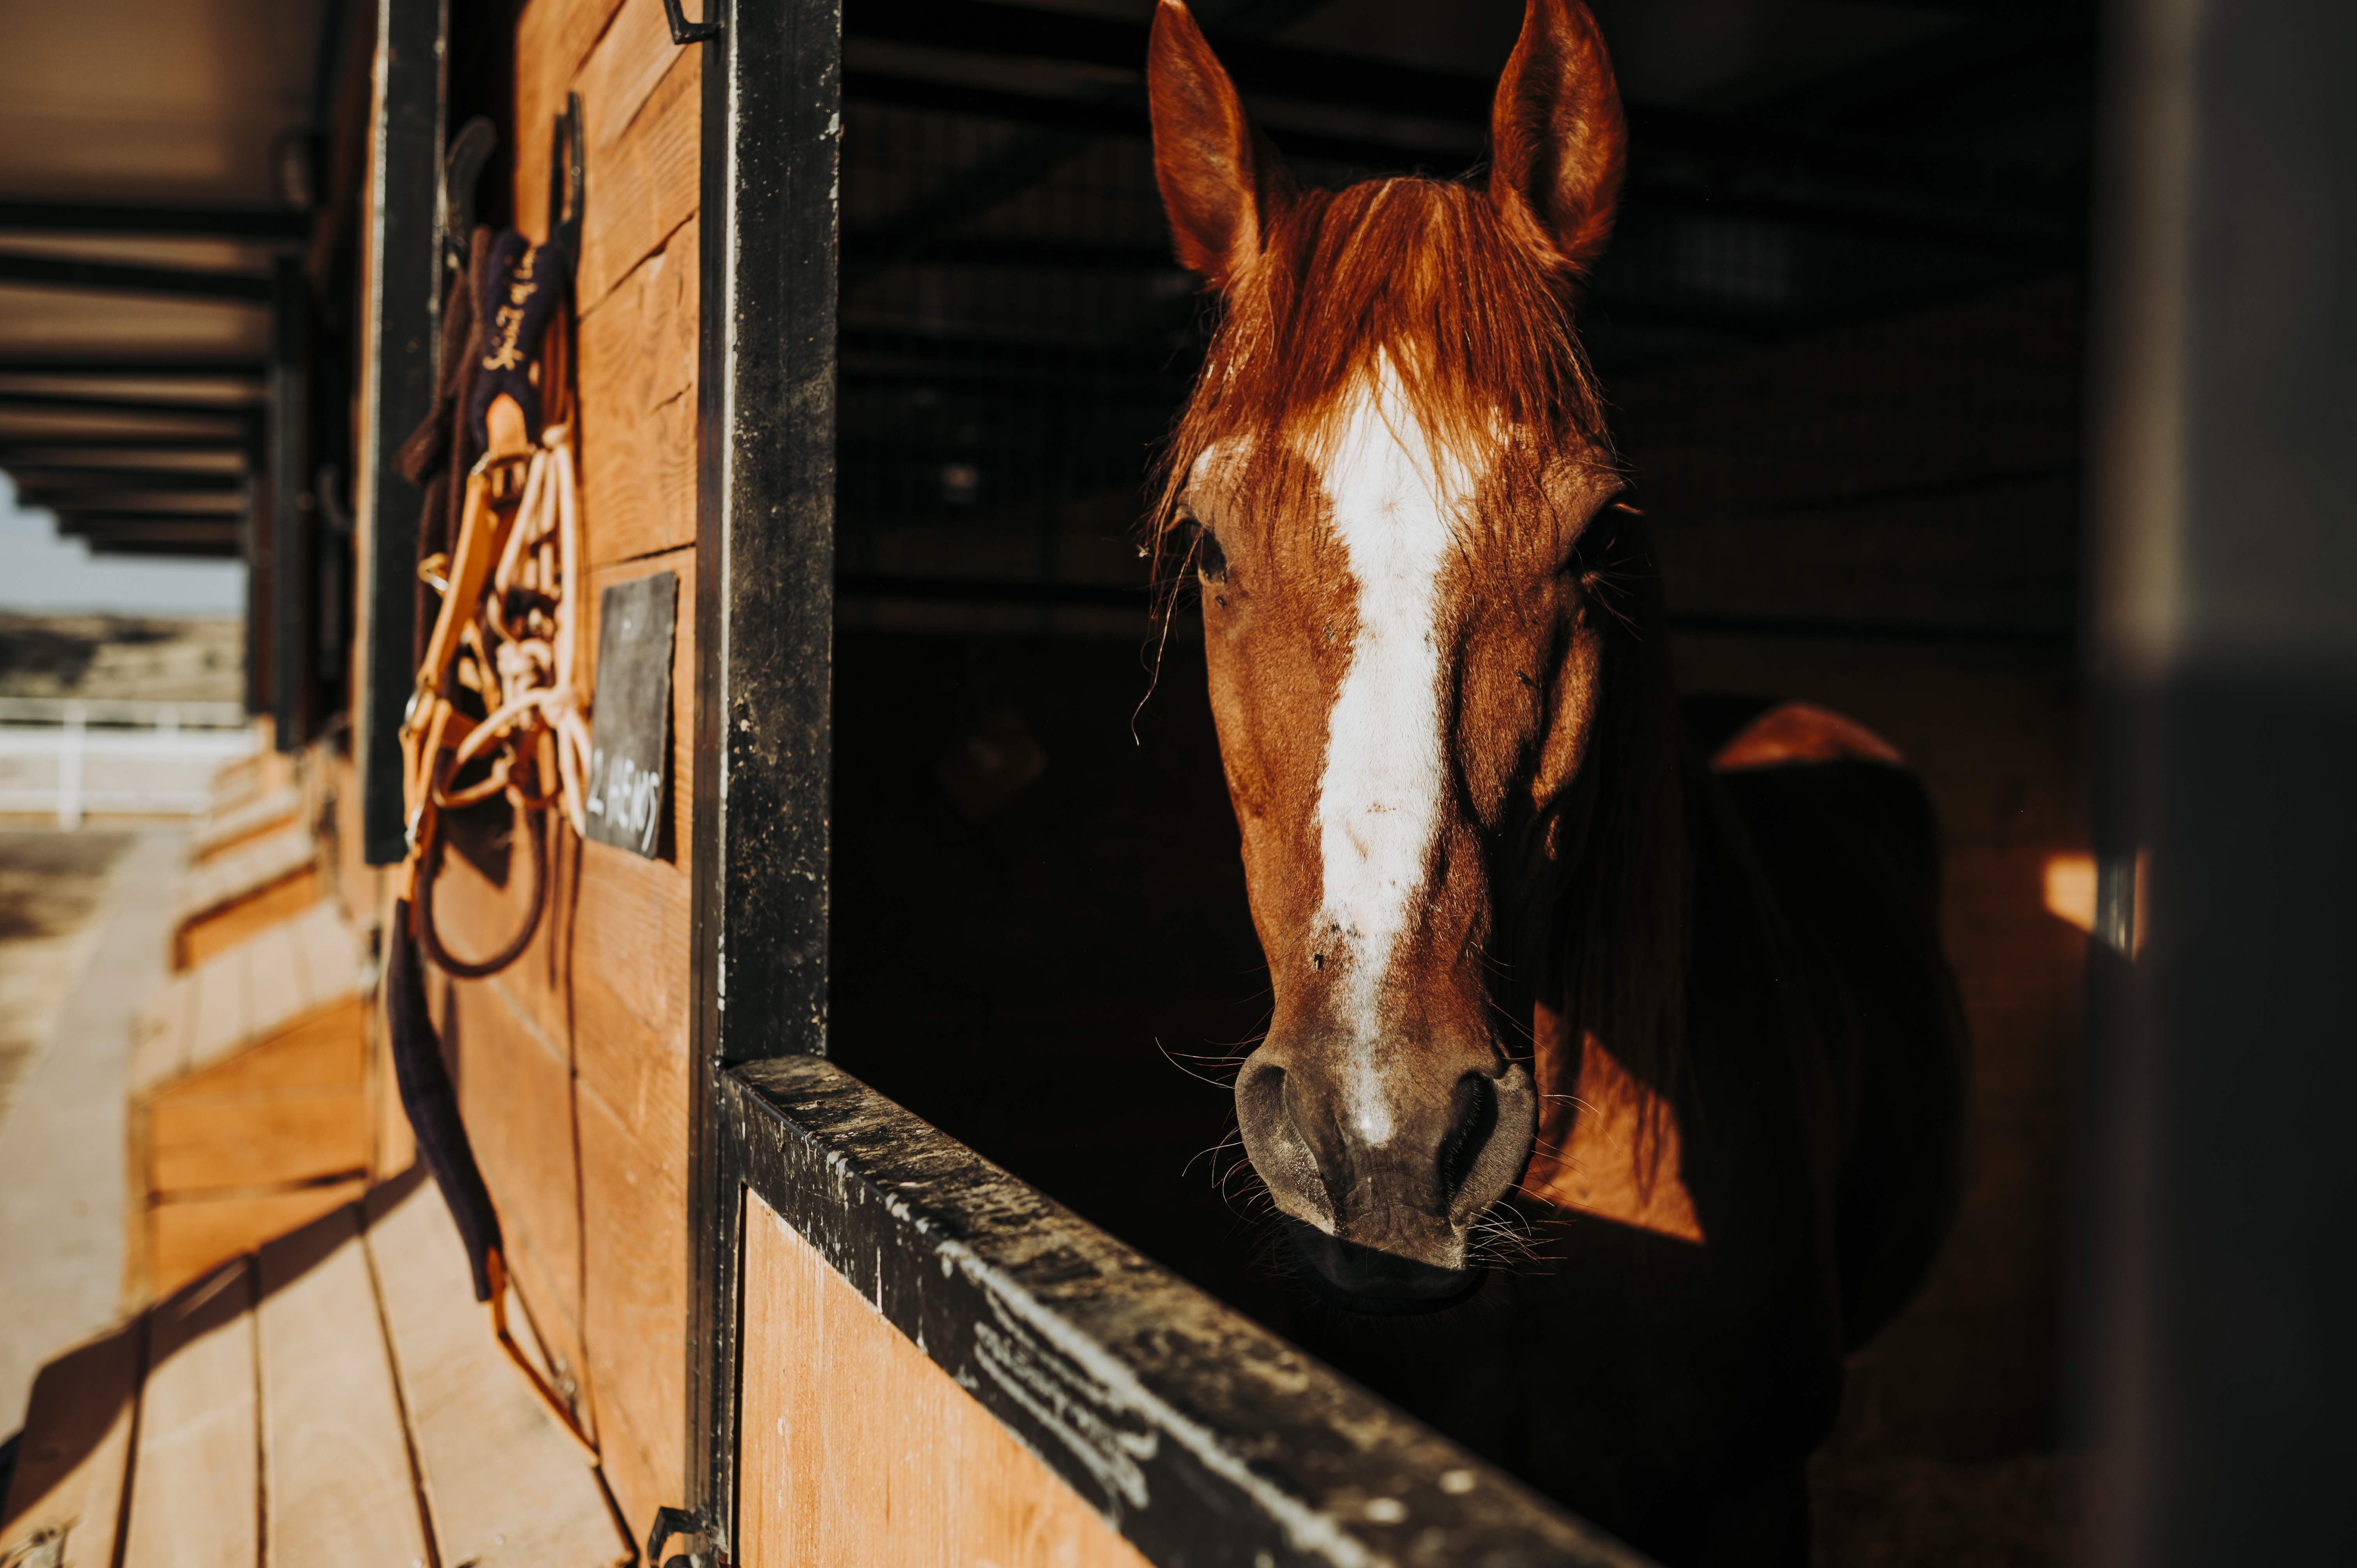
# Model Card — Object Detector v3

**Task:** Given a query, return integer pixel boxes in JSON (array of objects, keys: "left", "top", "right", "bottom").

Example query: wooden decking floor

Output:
[{"left": 2, "top": 1167, "right": 631, "bottom": 1568}]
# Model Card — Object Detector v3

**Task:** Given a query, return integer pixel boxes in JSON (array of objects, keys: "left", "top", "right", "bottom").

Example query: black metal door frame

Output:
[
  {"left": 682, "top": 0, "right": 840, "bottom": 1548},
  {"left": 354, "top": 0, "right": 449, "bottom": 861}
]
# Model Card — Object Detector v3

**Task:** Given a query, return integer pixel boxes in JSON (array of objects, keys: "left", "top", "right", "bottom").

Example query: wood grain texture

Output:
[
  {"left": 574, "top": 47, "right": 699, "bottom": 313},
  {"left": 175, "top": 873, "right": 323, "bottom": 970},
  {"left": 449, "top": 977, "right": 587, "bottom": 1371},
  {"left": 737, "top": 1194, "right": 1156, "bottom": 1568},
  {"left": 576, "top": 0, "right": 695, "bottom": 165},
  {"left": 172, "top": 822, "right": 316, "bottom": 923},
  {"left": 191, "top": 784, "right": 301, "bottom": 862},
  {"left": 0, "top": 1319, "right": 140, "bottom": 1567},
  {"left": 125, "top": 1260, "right": 260, "bottom": 1567},
  {"left": 578, "top": 226, "right": 699, "bottom": 564},
  {"left": 206, "top": 749, "right": 298, "bottom": 817},
  {"left": 574, "top": 1079, "right": 686, "bottom": 1540},
  {"left": 148, "top": 1093, "right": 369, "bottom": 1193},
  {"left": 152, "top": 1001, "right": 368, "bottom": 1106},
  {"left": 133, "top": 904, "right": 364, "bottom": 1094},
  {"left": 255, "top": 1205, "right": 432, "bottom": 1568},
  {"left": 364, "top": 1174, "right": 631, "bottom": 1568},
  {"left": 150, "top": 1180, "right": 368, "bottom": 1300},
  {"left": 512, "top": 0, "right": 629, "bottom": 239}
]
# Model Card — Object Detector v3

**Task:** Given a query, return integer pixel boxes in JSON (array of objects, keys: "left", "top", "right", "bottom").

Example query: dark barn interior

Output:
[{"left": 808, "top": 1, "right": 2099, "bottom": 1562}]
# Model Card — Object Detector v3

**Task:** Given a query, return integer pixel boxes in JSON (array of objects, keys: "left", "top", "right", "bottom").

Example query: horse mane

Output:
[{"left": 1148, "top": 169, "right": 1690, "bottom": 1111}]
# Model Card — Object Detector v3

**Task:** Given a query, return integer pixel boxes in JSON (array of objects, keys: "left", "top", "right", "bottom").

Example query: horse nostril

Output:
[
  {"left": 1439, "top": 1073, "right": 1502, "bottom": 1206},
  {"left": 1235, "top": 1060, "right": 1334, "bottom": 1230},
  {"left": 1441, "top": 1065, "right": 1536, "bottom": 1225}
]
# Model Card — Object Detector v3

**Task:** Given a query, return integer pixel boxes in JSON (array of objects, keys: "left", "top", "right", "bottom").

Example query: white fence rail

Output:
[{"left": 0, "top": 699, "right": 260, "bottom": 828}]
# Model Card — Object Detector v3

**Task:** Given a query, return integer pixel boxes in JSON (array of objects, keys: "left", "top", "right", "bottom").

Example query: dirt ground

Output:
[
  {"left": 0, "top": 615, "right": 242, "bottom": 703},
  {"left": 0, "top": 832, "right": 133, "bottom": 1122}
]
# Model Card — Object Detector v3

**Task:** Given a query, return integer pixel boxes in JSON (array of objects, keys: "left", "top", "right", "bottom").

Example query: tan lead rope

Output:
[{"left": 397, "top": 386, "right": 599, "bottom": 1455}]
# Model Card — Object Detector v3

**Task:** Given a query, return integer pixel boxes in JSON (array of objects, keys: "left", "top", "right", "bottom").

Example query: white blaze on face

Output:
[{"left": 1311, "top": 361, "right": 1482, "bottom": 1147}]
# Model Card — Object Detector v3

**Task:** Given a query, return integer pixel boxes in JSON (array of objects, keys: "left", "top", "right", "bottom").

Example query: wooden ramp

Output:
[
  {"left": 168, "top": 823, "right": 320, "bottom": 971},
  {"left": 200, "top": 745, "right": 297, "bottom": 820},
  {"left": 1, "top": 1170, "right": 631, "bottom": 1568},
  {"left": 127, "top": 902, "right": 375, "bottom": 1300},
  {"left": 188, "top": 782, "right": 304, "bottom": 865}
]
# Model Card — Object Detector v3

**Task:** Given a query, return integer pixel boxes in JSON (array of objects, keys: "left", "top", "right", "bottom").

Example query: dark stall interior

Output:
[{"left": 822, "top": 0, "right": 2096, "bottom": 1559}]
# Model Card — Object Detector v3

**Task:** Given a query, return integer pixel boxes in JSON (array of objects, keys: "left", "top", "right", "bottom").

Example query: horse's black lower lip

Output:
[{"left": 1285, "top": 1223, "right": 1486, "bottom": 1316}]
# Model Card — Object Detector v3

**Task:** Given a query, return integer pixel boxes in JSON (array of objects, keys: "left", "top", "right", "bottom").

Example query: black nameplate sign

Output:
[{"left": 586, "top": 570, "right": 678, "bottom": 858}]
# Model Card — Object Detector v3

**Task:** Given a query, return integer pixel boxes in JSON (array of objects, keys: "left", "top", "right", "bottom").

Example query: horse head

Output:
[{"left": 1148, "top": 0, "right": 1688, "bottom": 1311}]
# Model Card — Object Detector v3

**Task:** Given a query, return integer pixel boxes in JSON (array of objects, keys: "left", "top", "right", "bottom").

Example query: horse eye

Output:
[
  {"left": 1567, "top": 502, "right": 1628, "bottom": 574},
  {"left": 1189, "top": 521, "right": 1229, "bottom": 584}
]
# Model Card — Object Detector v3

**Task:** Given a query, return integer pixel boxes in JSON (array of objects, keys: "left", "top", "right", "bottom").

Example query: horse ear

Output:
[
  {"left": 1149, "top": 0, "right": 1288, "bottom": 288},
  {"left": 1487, "top": 0, "right": 1626, "bottom": 272}
]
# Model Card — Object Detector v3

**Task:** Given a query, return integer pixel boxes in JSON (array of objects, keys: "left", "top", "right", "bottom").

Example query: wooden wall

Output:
[{"left": 384, "top": 0, "right": 703, "bottom": 1538}]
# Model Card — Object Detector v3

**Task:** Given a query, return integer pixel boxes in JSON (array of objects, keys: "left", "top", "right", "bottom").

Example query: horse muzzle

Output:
[{"left": 1234, "top": 1039, "right": 1536, "bottom": 1312}]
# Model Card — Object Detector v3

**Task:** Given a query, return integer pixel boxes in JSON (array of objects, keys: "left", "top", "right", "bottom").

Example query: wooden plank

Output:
[
  {"left": 148, "top": 1090, "right": 369, "bottom": 1193},
  {"left": 124, "top": 1260, "right": 259, "bottom": 1566},
  {"left": 255, "top": 1204, "right": 431, "bottom": 1568},
  {"left": 577, "top": 0, "right": 698, "bottom": 164},
  {"left": 578, "top": 229, "right": 699, "bottom": 565},
  {"left": 191, "top": 784, "right": 302, "bottom": 863},
  {"left": 737, "top": 1192, "right": 1154, "bottom": 1568},
  {"left": 172, "top": 823, "right": 316, "bottom": 925},
  {"left": 572, "top": 835, "right": 690, "bottom": 1038},
  {"left": 180, "top": 931, "right": 253, "bottom": 1080},
  {"left": 364, "top": 1173, "right": 631, "bottom": 1568},
  {"left": 151, "top": 1180, "right": 368, "bottom": 1300},
  {"left": 575, "top": 46, "right": 698, "bottom": 314},
  {"left": 575, "top": 1080, "right": 686, "bottom": 1539},
  {"left": 157, "top": 998, "right": 369, "bottom": 1103},
  {"left": 513, "top": 0, "right": 631, "bottom": 237},
  {"left": 177, "top": 871, "right": 322, "bottom": 970},
  {"left": 206, "top": 749, "right": 298, "bottom": 817},
  {"left": 571, "top": 984, "right": 688, "bottom": 1170},
  {"left": 290, "top": 901, "right": 363, "bottom": 1008},
  {"left": 0, "top": 1320, "right": 141, "bottom": 1567},
  {"left": 450, "top": 979, "right": 586, "bottom": 1374}
]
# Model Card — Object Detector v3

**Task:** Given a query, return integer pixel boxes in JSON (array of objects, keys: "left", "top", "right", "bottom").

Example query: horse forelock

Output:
[{"left": 1154, "top": 174, "right": 1614, "bottom": 551}]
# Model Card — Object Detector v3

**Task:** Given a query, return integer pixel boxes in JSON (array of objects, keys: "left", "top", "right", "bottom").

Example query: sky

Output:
[{"left": 0, "top": 473, "right": 244, "bottom": 618}]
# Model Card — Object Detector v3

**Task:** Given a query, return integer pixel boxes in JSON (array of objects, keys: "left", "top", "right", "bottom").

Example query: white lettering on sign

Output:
[{"left": 586, "top": 745, "right": 665, "bottom": 858}]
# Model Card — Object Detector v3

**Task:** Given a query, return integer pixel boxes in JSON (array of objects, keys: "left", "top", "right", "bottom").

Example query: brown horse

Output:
[{"left": 1144, "top": 1, "right": 1967, "bottom": 1560}]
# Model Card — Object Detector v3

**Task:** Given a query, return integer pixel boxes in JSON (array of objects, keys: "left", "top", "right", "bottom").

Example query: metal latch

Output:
[{"left": 645, "top": 1506, "right": 724, "bottom": 1567}]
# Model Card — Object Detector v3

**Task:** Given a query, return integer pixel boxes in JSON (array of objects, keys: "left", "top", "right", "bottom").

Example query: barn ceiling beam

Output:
[
  {"left": 0, "top": 202, "right": 310, "bottom": 240},
  {"left": 840, "top": 70, "right": 2078, "bottom": 274},
  {"left": 842, "top": 0, "right": 1340, "bottom": 290},
  {"left": 82, "top": 537, "right": 240, "bottom": 558},
  {"left": 843, "top": 0, "right": 2085, "bottom": 197},
  {"left": 53, "top": 511, "right": 245, "bottom": 535},
  {"left": 845, "top": 0, "right": 1487, "bottom": 122},
  {"left": 0, "top": 360, "right": 267, "bottom": 380},
  {"left": 7, "top": 470, "right": 246, "bottom": 493},
  {"left": 0, "top": 254, "right": 276, "bottom": 302},
  {"left": 0, "top": 390, "right": 259, "bottom": 421},
  {"left": 0, "top": 438, "right": 250, "bottom": 458},
  {"left": 18, "top": 493, "right": 246, "bottom": 517}
]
